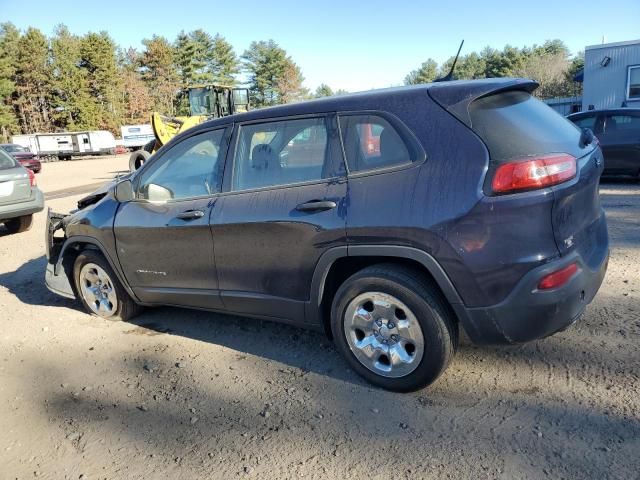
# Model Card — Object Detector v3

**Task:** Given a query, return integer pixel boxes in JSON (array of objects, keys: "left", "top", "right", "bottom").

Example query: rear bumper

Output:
[
  {"left": 459, "top": 213, "right": 609, "bottom": 345},
  {"left": 0, "top": 188, "right": 44, "bottom": 221}
]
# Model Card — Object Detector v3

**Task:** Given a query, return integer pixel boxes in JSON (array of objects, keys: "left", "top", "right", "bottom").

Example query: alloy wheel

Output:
[
  {"left": 343, "top": 292, "right": 425, "bottom": 378},
  {"left": 79, "top": 262, "right": 118, "bottom": 317}
]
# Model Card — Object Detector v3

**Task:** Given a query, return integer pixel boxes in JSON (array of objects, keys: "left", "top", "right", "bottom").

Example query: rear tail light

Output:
[
  {"left": 538, "top": 263, "right": 579, "bottom": 290},
  {"left": 27, "top": 168, "right": 36, "bottom": 187},
  {"left": 492, "top": 154, "right": 577, "bottom": 194}
]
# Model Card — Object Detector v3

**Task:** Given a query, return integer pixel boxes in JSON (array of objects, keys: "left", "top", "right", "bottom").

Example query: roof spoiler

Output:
[{"left": 428, "top": 78, "right": 539, "bottom": 128}]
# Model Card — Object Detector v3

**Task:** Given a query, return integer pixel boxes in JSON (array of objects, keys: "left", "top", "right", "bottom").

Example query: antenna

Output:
[{"left": 434, "top": 40, "right": 465, "bottom": 83}]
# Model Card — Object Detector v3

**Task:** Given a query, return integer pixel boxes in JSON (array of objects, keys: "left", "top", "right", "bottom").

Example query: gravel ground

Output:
[{"left": 0, "top": 158, "right": 638, "bottom": 480}]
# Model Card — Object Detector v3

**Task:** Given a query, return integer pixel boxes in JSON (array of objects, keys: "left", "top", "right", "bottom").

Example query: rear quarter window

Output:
[
  {"left": 0, "top": 149, "right": 17, "bottom": 170},
  {"left": 339, "top": 114, "right": 422, "bottom": 173},
  {"left": 570, "top": 115, "right": 598, "bottom": 130},
  {"left": 470, "top": 91, "right": 586, "bottom": 162}
]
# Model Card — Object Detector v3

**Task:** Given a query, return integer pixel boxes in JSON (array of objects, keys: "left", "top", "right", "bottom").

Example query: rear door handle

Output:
[
  {"left": 296, "top": 200, "right": 337, "bottom": 212},
  {"left": 176, "top": 209, "right": 205, "bottom": 220}
]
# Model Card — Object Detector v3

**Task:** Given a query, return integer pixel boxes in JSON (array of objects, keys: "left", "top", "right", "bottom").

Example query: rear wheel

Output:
[
  {"left": 4, "top": 214, "right": 33, "bottom": 234},
  {"left": 73, "top": 250, "right": 142, "bottom": 321},
  {"left": 331, "top": 264, "right": 457, "bottom": 392}
]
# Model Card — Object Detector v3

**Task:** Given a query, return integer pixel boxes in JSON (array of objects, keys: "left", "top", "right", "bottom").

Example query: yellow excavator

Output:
[{"left": 129, "top": 84, "right": 250, "bottom": 171}]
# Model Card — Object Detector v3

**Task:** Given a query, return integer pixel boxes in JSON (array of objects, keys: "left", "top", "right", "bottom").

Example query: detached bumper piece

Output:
[
  {"left": 45, "top": 208, "right": 75, "bottom": 299},
  {"left": 46, "top": 209, "right": 67, "bottom": 261}
]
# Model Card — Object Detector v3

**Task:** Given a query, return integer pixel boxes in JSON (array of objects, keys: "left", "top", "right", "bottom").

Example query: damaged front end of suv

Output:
[{"left": 45, "top": 178, "right": 127, "bottom": 300}]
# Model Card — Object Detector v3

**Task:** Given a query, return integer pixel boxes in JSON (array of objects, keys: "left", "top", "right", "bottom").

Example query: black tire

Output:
[
  {"left": 4, "top": 214, "right": 33, "bottom": 234},
  {"left": 73, "top": 249, "right": 143, "bottom": 321},
  {"left": 331, "top": 264, "right": 458, "bottom": 392},
  {"left": 129, "top": 149, "right": 151, "bottom": 172}
]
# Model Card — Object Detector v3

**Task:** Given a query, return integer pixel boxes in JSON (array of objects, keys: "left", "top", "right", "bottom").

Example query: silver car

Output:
[{"left": 0, "top": 148, "right": 44, "bottom": 234}]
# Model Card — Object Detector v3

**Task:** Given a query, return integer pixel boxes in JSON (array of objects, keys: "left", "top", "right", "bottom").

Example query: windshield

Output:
[
  {"left": 189, "top": 88, "right": 212, "bottom": 115},
  {"left": 0, "top": 149, "right": 17, "bottom": 170},
  {"left": 2, "top": 144, "right": 28, "bottom": 153}
]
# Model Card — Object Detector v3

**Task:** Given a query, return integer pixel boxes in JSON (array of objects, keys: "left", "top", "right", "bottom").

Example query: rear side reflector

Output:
[
  {"left": 538, "top": 263, "right": 579, "bottom": 290},
  {"left": 492, "top": 154, "right": 577, "bottom": 194}
]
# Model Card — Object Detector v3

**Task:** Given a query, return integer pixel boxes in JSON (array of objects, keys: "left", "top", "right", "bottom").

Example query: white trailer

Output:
[
  {"left": 11, "top": 131, "right": 116, "bottom": 160},
  {"left": 120, "top": 124, "right": 155, "bottom": 150}
]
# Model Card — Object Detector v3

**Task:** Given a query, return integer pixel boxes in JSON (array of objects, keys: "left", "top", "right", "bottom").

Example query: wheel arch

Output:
[
  {"left": 55, "top": 236, "right": 139, "bottom": 302},
  {"left": 308, "top": 245, "right": 469, "bottom": 338}
]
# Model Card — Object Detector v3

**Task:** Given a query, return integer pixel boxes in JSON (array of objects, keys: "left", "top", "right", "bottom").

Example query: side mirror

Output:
[{"left": 114, "top": 180, "right": 134, "bottom": 203}]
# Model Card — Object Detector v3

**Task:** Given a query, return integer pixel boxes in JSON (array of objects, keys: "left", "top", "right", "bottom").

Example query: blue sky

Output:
[{"left": 2, "top": 0, "right": 639, "bottom": 91}]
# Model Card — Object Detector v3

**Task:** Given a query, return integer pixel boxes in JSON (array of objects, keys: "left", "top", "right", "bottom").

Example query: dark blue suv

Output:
[{"left": 45, "top": 78, "right": 609, "bottom": 391}]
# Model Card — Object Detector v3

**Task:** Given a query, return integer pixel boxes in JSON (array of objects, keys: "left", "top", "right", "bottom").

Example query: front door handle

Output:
[
  {"left": 176, "top": 209, "right": 205, "bottom": 220},
  {"left": 296, "top": 200, "right": 337, "bottom": 212}
]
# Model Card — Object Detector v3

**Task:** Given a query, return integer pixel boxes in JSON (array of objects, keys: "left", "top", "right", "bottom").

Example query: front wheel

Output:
[
  {"left": 331, "top": 264, "right": 458, "bottom": 392},
  {"left": 73, "top": 250, "right": 142, "bottom": 321}
]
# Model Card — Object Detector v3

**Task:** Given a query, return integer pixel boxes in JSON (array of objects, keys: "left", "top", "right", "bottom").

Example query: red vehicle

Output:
[{"left": 0, "top": 144, "right": 42, "bottom": 173}]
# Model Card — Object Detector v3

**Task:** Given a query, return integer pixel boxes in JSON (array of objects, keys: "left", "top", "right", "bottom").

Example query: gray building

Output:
[{"left": 582, "top": 39, "right": 640, "bottom": 110}]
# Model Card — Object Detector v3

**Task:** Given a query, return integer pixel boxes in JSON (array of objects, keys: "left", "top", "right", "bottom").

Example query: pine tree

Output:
[
  {"left": 210, "top": 34, "right": 239, "bottom": 84},
  {"left": 13, "top": 27, "right": 52, "bottom": 133},
  {"left": 79, "top": 31, "right": 122, "bottom": 132},
  {"left": 140, "top": 35, "right": 180, "bottom": 115},
  {"left": 404, "top": 59, "right": 438, "bottom": 85},
  {"left": 50, "top": 24, "right": 98, "bottom": 130},
  {"left": 189, "top": 29, "right": 215, "bottom": 84},
  {"left": 315, "top": 83, "right": 333, "bottom": 98},
  {"left": 174, "top": 31, "right": 196, "bottom": 87},
  {"left": 242, "top": 39, "right": 305, "bottom": 107},
  {"left": 0, "top": 23, "right": 20, "bottom": 141}
]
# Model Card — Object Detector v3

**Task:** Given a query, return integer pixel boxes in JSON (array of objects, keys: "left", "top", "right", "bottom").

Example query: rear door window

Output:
[
  {"left": 469, "top": 91, "right": 587, "bottom": 162},
  {"left": 339, "top": 114, "right": 417, "bottom": 173}
]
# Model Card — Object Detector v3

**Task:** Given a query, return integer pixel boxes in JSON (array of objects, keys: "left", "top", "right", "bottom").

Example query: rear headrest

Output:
[{"left": 251, "top": 144, "right": 274, "bottom": 170}]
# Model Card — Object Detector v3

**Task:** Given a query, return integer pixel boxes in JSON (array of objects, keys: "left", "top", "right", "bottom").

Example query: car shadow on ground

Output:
[
  {"left": 0, "top": 254, "right": 80, "bottom": 309},
  {"left": 0, "top": 254, "right": 357, "bottom": 385}
]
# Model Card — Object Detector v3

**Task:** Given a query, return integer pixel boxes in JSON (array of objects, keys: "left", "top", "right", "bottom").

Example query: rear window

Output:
[
  {"left": 469, "top": 91, "right": 585, "bottom": 162},
  {"left": 2, "top": 144, "right": 27, "bottom": 153},
  {"left": 0, "top": 149, "right": 17, "bottom": 170}
]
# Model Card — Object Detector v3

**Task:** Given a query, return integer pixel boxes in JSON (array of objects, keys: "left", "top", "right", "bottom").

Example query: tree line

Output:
[
  {"left": 405, "top": 40, "right": 584, "bottom": 99},
  {"left": 0, "top": 23, "right": 321, "bottom": 141},
  {"left": 0, "top": 22, "right": 582, "bottom": 142}
]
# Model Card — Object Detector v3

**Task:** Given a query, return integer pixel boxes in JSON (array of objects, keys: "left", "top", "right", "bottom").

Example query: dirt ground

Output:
[{"left": 0, "top": 156, "right": 638, "bottom": 480}]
